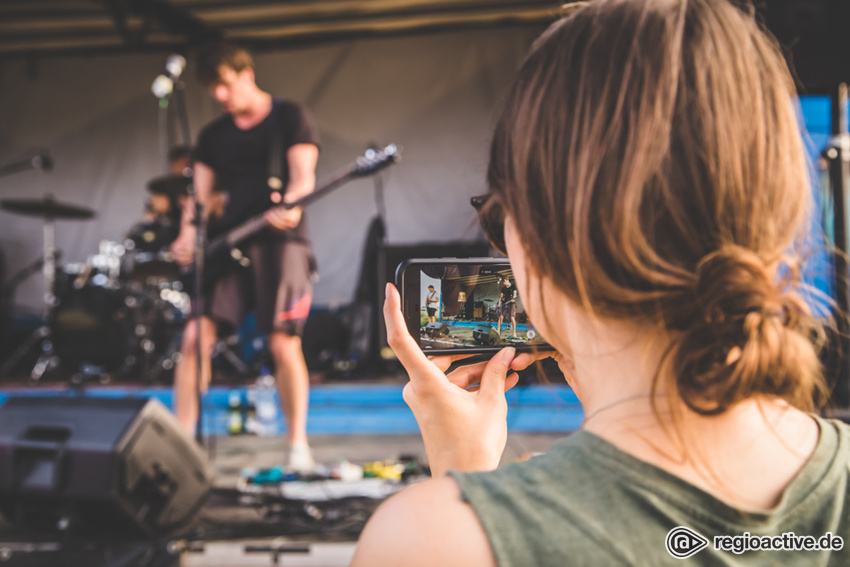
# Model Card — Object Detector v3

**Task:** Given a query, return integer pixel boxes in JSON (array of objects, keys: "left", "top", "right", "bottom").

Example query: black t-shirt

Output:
[
  {"left": 193, "top": 99, "right": 320, "bottom": 240},
  {"left": 500, "top": 286, "right": 516, "bottom": 304}
]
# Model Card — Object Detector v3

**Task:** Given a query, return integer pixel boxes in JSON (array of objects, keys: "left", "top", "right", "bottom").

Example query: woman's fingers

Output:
[
  {"left": 429, "top": 353, "right": 477, "bottom": 373},
  {"left": 464, "top": 369, "right": 519, "bottom": 393},
  {"left": 504, "top": 371, "right": 520, "bottom": 391},
  {"left": 510, "top": 351, "right": 553, "bottom": 372},
  {"left": 383, "top": 284, "right": 440, "bottom": 386},
  {"left": 445, "top": 361, "right": 489, "bottom": 389}
]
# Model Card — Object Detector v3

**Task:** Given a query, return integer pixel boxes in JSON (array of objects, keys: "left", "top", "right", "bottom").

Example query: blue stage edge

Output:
[{"left": 0, "top": 384, "right": 584, "bottom": 437}]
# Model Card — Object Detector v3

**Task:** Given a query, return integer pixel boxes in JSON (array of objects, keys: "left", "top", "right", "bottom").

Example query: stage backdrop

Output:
[{"left": 0, "top": 26, "right": 541, "bottom": 313}]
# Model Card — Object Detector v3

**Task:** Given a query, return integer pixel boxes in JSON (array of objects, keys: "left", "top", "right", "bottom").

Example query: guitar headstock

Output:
[{"left": 354, "top": 144, "right": 401, "bottom": 176}]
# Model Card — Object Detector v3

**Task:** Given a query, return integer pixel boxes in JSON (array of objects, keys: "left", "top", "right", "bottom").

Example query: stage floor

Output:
[
  {"left": 0, "top": 381, "right": 577, "bottom": 566},
  {"left": 184, "top": 430, "right": 567, "bottom": 567}
]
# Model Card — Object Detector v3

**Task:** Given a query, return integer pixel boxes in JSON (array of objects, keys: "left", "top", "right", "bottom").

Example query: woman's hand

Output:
[{"left": 384, "top": 283, "right": 541, "bottom": 476}]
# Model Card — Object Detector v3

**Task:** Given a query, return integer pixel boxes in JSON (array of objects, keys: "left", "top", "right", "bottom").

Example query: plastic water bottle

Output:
[
  {"left": 255, "top": 367, "right": 279, "bottom": 435},
  {"left": 227, "top": 389, "right": 243, "bottom": 435},
  {"left": 244, "top": 387, "right": 259, "bottom": 435}
]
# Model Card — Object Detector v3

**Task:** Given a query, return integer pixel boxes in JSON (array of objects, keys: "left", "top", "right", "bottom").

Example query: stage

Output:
[
  {"left": 0, "top": 380, "right": 578, "bottom": 566},
  {"left": 0, "top": 382, "right": 582, "bottom": 436}
]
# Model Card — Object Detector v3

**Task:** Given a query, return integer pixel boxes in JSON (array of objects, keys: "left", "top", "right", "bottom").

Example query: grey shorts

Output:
[{"left": 205, "top": 240, "right": 315, "bottom": 336}]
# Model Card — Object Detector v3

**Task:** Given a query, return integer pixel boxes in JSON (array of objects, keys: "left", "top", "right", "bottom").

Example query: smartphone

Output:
[{"left": 395, "top": 258, "right": 554, "bottom": 355}]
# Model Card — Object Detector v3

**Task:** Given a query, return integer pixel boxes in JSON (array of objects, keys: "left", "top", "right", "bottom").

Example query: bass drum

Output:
[{"left": 51, "top": 267, "right": 133, "bottom": 374}]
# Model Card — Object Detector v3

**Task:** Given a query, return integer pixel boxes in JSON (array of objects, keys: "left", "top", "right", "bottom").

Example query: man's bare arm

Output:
[
  {"left": 265, "top": 143, "right": 318, "bottom": 230},
  {"left": 284, "top": 143, "right": 318, "bottom": 202}
]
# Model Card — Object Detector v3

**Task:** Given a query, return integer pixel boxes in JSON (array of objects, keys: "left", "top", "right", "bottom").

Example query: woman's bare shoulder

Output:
[{"left": 351, "top": 474, "right": 497, "bottom": 567}]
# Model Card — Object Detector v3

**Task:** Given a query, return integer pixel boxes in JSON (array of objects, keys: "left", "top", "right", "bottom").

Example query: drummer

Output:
[
  {"left": 142, "top": 146, "right": 191, "bottom": 223},
  {"left": 130, "top": 147, "right": 193, "bottom": 253},
  {"left": 133, "top": 147, "right": 227, "bottom": 252}
]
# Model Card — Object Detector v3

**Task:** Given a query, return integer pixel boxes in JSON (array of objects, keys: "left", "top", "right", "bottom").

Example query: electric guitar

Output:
[{"left": 184, "top": 144, "right": 400, "bottom": 288}]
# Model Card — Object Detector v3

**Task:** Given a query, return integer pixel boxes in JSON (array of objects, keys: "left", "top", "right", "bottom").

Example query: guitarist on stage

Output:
[{"left": 170, "top": 42, "right": 320, "bottom": 471}]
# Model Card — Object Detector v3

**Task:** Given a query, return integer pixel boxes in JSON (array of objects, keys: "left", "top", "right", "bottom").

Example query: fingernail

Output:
[
  {"left": 500, "top": 347, "right": 515, "bottom": 364},
  {"left": 385, "top": 282, "right": 391, "bottom": 299}
]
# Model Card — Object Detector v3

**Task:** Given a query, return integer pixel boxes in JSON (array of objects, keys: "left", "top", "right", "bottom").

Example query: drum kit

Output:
[{"left": 0, "top": 189, "right": 190, "bottom": 384}]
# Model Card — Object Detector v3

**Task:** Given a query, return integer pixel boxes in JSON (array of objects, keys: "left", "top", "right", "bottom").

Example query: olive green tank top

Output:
[{"left": 450, "top": 416, "right": 850, "bottom": 566}]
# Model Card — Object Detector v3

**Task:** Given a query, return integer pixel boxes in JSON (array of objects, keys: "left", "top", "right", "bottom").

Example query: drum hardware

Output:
[
  {"left": 480, "top": 299, "right": 497, "bottom": 322},
  {"left": 119, "top": 280, "right": 190, "bottom": 384},
  {"left": 69, "top": 364, "right": 114, "bottom": 386},
  {"left": 211, "top": 334, "right": 250, "bottom": 376},
  {"left": 0, "top": 250, "right": 62, "bottom": 299},
  {"left": 0, "top": 326, "right": 57, "bottom": 381},
  {"left": 88, "top": 240, "right": 125, "bottom": 288},
  {"left": 146, "top": 336, "right": 183, "bottom": 383},
  {"left": 0, "top": 195, "right": 95, "bottom": 381},
  {"left": 0, "top": 213, "right": 188, "bottom": 382},
  {"left": 0, "top": 195, "right": 94, "bottom": 220}
]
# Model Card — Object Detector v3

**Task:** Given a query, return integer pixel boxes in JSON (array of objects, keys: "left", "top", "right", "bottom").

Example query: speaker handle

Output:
[{"left": 13, "top": 427, "right": 71, "bottom": 492}]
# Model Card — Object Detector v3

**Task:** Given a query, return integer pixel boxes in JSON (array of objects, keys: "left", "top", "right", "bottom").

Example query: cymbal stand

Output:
[
  {"left": 29, "top": 211, "right": 60, "bottom": 380},
  {"left": 42, "top": 212, "right": 57, "bottom": 315},
  {"left": 0, "top": 206, "right": 60, "bottom": 381},
  {"left": 0, "top": 250, "right": 61, "bottom": 299}
]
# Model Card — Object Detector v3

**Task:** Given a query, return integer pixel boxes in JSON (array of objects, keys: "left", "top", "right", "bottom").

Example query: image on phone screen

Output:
[{"left": 400, "top": 260, "right": 551, "bottom": 353}]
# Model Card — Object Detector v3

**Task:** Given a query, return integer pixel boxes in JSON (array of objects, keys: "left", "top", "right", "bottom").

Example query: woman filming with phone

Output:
[{"left": 353, "top": 0, "right": 850, "bottom": 565}]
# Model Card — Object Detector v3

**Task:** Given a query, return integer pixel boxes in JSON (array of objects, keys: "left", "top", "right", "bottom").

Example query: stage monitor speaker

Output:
[
  {"left": 0, "top": 396, "right": 213, "bottom": 536},
  {"left": 472, "top": 325, "right": 500, "bottom": 346},
  {"left": 424, "top": 323, "right": 449, "bottom": 337}
]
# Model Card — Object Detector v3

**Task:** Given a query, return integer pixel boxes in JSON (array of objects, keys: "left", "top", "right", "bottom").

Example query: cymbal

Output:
[
  {"left": 1, "top": 195, "right": 95, "bottom": 220},
  {"left": 147, "top": 174, "right": 190, "bottom": 196}
]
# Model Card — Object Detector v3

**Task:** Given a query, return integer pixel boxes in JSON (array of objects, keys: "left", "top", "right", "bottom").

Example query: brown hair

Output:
[
  {"left": 488, "top": 0, "right": 827, "bottom": 414},
  {"left": 194, "top": 41, "right": 254, "bottom": 86}
]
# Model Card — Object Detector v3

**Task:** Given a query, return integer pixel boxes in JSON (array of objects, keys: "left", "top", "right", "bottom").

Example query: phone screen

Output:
[{"left": 397, "top": 259, "right": 553, "bottom": 354}]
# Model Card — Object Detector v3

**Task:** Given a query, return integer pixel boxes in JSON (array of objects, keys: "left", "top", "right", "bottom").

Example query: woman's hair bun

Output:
[{"left": 670, "top": 245, "right": 824, "bottom": 414}]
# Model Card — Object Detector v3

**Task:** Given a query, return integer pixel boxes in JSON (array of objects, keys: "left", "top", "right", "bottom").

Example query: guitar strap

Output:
[{"left": 267, "top": 98, "right": 284, "bottom": 197}]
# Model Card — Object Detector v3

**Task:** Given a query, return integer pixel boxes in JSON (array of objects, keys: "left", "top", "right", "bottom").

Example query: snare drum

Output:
[{"left": 129, "top": 250, "right": 181, "bottom": 283}]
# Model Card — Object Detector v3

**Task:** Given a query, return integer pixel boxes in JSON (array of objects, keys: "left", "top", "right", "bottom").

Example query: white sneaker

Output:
[{"left": 287, "top": 441, "right": 315, "bottom": 473}]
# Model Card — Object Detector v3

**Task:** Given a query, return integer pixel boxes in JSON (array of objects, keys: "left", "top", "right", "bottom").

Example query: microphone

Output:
[
  {"left": 151, "top": 54, "right": 187, "bottom": 99},
  {"left": 31, "top": 152, "right": 53, "bottom": 172}
]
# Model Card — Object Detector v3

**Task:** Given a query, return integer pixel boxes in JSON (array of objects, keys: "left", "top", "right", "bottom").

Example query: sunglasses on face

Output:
[{"left": 471, "top": 194, "right": 507, "bottom": 256}]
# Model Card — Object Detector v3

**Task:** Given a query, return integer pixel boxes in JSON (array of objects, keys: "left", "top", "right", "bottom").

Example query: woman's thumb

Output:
[{"left": 480, "top": 347, "right": 515, "bottom": 398}]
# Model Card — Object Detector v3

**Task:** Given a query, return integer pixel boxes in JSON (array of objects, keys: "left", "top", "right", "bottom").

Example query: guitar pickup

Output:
[{"left": 230, "top": 248, "right": 251, "bottom": 268}]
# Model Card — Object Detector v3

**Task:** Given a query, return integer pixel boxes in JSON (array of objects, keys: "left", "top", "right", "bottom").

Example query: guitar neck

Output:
[{"left": 286, "top": 163, "right": 358, "bottom": 209}]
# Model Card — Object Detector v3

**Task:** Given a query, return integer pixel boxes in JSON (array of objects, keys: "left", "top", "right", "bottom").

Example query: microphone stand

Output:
[
  {"left": 154, "top": 60, "right": 207, "bottom": 446},
  {"left": 0, "top": 154, "right": 52, "bottom": 178},
  {"left": 172, "top": 77, "right": 207, "bottom": 446}
]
